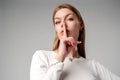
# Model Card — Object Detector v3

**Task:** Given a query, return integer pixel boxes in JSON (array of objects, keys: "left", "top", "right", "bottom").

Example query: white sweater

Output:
[{"left": 30, "top": 50, "right": 120, "bottom": 80}]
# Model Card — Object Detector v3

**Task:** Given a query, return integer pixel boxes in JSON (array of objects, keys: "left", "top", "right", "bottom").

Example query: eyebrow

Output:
[{"left": 54, "top": 13, "right": 75, "bottom": 20}]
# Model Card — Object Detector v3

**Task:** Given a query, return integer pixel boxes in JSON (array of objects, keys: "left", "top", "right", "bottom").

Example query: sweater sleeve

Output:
[
  {"left": 30, "top": 50, "right": 64, "bottom": 80},
  {"left": 92, "top": 60, "right": 120, "bottom": 80}
]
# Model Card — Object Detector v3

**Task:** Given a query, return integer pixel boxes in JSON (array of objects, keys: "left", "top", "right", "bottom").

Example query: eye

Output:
[
  {"left": 55, "top": 21, "right": 61, "bottom": 25},
  {"left": 68, "top": 18, "right": 74, "bottom": 21}
]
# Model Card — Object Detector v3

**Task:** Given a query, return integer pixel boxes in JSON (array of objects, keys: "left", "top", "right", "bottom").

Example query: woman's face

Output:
[{"left": 54, "top": 8, "right": 82, "bottom": 41}]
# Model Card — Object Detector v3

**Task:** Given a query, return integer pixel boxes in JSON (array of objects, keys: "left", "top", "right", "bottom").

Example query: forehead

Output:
[{"left": 54, "top": 8, "right": 75, "bottom": 19}]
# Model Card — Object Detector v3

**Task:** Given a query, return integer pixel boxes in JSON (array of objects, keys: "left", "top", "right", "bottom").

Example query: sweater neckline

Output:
[{"left": 52, "top": 50, "right": 85, "bottom": 62}]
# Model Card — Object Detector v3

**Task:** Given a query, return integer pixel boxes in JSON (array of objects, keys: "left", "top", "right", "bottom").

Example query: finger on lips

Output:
[
  {"left": 62, "top": 26, "right": 82, "bottom": 50},
  {"left": 63, "top": 28, "right": 67, "bottom": 38}
]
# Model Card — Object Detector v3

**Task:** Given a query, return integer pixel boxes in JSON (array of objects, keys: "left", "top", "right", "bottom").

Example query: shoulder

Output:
[
  {"left": 83, "top": 58, "right": 100, "bottom": 70},
  {"left": 81, "top": 58, "right": 99, "bottom": 66},
  {"left": 84, "top": 59, "right": 120, "bottom": 79},
  {"left": 84, "top": 58, "right": 109, "bottom": 76},
  {"left": 31, "top": 50, "right": 55, "bottom": 64},
  {"left": 85, "top": 58, "right": 103, "bottom": 69},
  {"left": 79, "top": 58, "right": 100, "bottom": 75},
  {"left": 78, "top": 57, "right": 96, "bottom": 65},
  {"left": 32, "top": 50, "right": 56, "bottom": 59},
  {"left": 76, "top": 57, "right": 98, "bottom": 70},
  {"left": 32, "top": 50, "right": 55, "bottom": 58}
]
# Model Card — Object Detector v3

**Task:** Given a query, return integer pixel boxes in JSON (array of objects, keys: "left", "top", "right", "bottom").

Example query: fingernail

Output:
[{"left": 77, "top": 41, "right": 82, "bottom": 44}]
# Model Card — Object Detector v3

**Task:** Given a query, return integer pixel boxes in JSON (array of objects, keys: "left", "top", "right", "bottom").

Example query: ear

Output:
[{"left": 79, "top": 22, "right": 84, "bottom": 31}]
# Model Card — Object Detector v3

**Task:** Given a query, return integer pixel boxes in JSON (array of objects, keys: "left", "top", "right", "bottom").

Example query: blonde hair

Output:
[{"left": 52, "top": 3, "right": 86, "bottom": 58}]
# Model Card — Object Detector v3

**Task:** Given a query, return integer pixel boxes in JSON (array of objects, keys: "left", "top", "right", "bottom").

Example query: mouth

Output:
[{"left": 60, "top": 30, "right": 70, "bottom": 37}]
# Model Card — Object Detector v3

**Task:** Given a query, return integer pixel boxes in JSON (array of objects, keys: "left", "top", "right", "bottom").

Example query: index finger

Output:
[{"left": 63, "top": 27, "right": 67, "bottom": 38}]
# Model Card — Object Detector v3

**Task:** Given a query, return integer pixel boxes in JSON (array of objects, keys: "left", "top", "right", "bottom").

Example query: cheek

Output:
[
  {"left": 70, "top": 22, "right": 80, "bottom": 32},
  {"left": 69, "top": 23, "right": 80, "bottom": 39},
  {"left": 54, "top": 27, "right": 61, "bottom": 38},
  {"left": 55, "top": 26, "right": 60, "bottom": 33},
  {"left": 74, "top": 26, "right": 80, "bottom": 36}
]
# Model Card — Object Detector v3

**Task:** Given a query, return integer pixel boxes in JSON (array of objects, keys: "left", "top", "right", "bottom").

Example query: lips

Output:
[{"left": 60, "top": 29, "right": 70, "bottom": 37}]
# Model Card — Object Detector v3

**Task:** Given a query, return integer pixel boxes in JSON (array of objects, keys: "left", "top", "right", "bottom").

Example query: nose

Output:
[{"left": 61, "top": 21, "right": 67, "bottom": 29}]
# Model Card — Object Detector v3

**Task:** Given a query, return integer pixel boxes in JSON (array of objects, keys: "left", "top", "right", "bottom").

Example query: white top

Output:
[{"left": 30, "top": 50, "right": 120, "bottom": 80}]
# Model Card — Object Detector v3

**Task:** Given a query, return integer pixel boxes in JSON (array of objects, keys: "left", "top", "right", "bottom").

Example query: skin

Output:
[{"left": 54, "top": 8, "right": 83, "bottom": 62}]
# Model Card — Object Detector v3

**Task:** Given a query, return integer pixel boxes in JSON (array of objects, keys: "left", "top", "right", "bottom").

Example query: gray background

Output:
[{"left": 0, "top": 0, "right": 120, "bottom": 80}]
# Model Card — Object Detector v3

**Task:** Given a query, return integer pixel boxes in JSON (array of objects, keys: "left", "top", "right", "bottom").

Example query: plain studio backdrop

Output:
[{"left": 0, "top": 0, "right": 120, "bottom": 80}]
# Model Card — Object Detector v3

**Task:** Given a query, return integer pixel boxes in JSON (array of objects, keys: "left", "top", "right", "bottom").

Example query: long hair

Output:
[{"left": 52, "top": 3, "right": 86, "bottom": 58}]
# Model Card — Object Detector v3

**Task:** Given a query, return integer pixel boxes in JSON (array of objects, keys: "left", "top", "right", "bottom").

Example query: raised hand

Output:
[{"left": 55, "top": 26, "right": 81, "bottom": 62}]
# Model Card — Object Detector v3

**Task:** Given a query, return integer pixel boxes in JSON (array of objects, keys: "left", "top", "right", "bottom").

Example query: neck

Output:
[{"left": 67, "top": 50, "right": 80, "bottom": 59}]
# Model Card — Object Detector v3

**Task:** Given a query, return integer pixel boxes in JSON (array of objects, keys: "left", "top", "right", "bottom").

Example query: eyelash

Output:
[
  {"left": 68, "top": 18, "right": 74, "bottom": 21},
  {"left": 55, "top": 21, "right": 60, "bottom": 25}
]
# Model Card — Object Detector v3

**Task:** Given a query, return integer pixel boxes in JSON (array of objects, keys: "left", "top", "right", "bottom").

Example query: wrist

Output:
[{"left": 55, "top": 54, "right": 66, "bottom": 62}]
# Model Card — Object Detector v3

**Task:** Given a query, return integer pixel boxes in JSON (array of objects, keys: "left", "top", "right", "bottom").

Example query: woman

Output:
[{"left": 30, "top": 3, "right": 120, "bottom": 80}]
